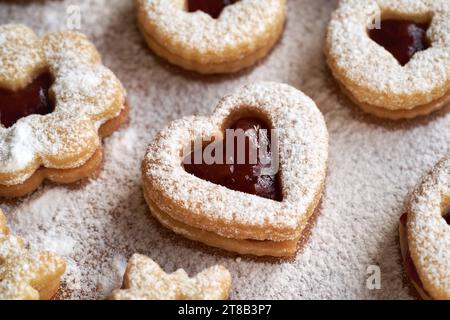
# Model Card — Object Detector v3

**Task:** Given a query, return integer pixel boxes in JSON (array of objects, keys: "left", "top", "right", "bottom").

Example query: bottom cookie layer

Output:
[
  {"left": 144, "top": 192, "right": 300, "bottom": 257},
  {"left": 0, "top": 104, "right": 129, "bottom": 198},
  {"left": 399, "top": 214, "right": 432, "bottom": 300},
  {"left": 337, "top": 78, "right": 450, "bottom": 120}
]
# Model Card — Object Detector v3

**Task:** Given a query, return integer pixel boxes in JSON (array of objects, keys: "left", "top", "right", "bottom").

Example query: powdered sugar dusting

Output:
[{"left": 0, "top": 0, "right": 449, "bottom": 300}]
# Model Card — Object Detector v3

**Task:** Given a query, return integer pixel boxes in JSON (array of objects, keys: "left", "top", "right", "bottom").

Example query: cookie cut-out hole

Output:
[
  {"left": 184, "top": 117, "right": 282, "bottom": 201},
  {"left": 443, "top": 212, "right": 450, "bottom": 225},
  {"left": 187, "top": 0, "right": 240, "bottom": 19},
  {"left": 369, "top": 19, "right": 430, "bottom": 66},
  {"left": 0, "top": 73, "right": 54, "bottom": 128}
]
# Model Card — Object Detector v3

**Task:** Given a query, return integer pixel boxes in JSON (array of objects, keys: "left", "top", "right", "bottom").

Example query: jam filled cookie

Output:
[
  {"left": 142, "top": 82, "right": 329, "bottom": 257},
  {"left": 325, "top": 0, "right": 450, "bottom": 120},
  {"left": 400, "top": 156, "right": 450, "bottom": 300},
  {"left": 135, "top": 0, "right": 287, "bottom": 74},
  {"left": 0, "top": 25, "right": 128, "bottom": 198},
  {"left": 110, "top": 254, "right": 231, "bottom": 300},
  {"left": 0, "top": 209, "right": 66, "bottom": 300}
]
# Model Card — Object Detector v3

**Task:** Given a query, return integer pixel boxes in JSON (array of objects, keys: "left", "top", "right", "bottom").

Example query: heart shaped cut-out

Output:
[
  {"left": 142, "top": 82, "right": 329, "bottom": 257},
  {"left": 369, "top": 19, "right": 430, "bottom": 66},
  {"left": 187, "top": 0, "right": 240, "bottom": 19}
]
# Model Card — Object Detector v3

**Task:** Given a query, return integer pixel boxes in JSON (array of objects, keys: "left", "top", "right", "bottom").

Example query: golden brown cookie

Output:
[
  {"left": 135, "top": 0, "right": 287, "bottom": 74},
  {"left": 0, "top": 209, "right": 66, "bottom": 300},
  {"left": 110, "top": 254, "right": 231, "bottom": 300},
  {"left": 325, "top": 0, "right": 450, "bottom": 120},
  {"left": 0, "top": 24, "right": 128, "bottom": 198},
  {"left": 400, "top": 156, "right": 450, "bottom": 300},
  {"left": 142, "top": 82, "right": 329, "bottom": 257}
]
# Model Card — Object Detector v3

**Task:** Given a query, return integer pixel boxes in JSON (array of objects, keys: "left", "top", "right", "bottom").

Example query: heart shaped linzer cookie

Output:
[{"left": 142, "top": 82, "right": 329, "bottom": 257}]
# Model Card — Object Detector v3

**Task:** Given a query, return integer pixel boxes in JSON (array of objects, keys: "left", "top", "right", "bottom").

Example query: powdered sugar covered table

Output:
[{"left": 1, "top": 0, "right": 449, "bottom": 299}]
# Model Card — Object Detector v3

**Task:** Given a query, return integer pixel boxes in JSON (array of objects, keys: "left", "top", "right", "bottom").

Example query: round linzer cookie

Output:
[
  {"left": 135, "top": 0, "right": 287, "bottom": 74},
  {"left": 142, "top": 82, "right": 329, "bottom": 257},
  {"left": 400, "top": 156, "right": 450, "bottom": 300},
  {"left": 0, "top": 209, "right": 66, "bottom": 300},
  {"left": 0, "top": 24, "right": 128, "bottom": 198},
  {"left": 325, "top": 0, "right": 450, "bottom": 120}
]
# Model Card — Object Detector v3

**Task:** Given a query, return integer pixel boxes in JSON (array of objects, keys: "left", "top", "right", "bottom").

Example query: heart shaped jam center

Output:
[
  {"left": 0, "top": 73, "right": 54, "bottom": 128},
  {"left": 369, "top": 19, "right": 430, "bottom": 66},
  {"left": 187, "top": 0, "right": 240, "bottom": 19},
  {"left": 184, "top": 117, "right": 282, "bottom": 201},
  {"left": 444, "top": 212, "right": 450, "bottom": 225}
]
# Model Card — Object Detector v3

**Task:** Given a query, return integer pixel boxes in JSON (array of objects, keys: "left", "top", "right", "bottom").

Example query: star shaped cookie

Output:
[
  {"left": 0, "top": 209, "right": 66, "bottom": 300},
  {"left": 111, "top": 254, "right": 231, "bottom": 300}
]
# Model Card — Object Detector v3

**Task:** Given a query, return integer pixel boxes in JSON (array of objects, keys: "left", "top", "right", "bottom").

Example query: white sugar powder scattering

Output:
[{"left": 1, "top": 0, "right": 450, "bottom": 300}]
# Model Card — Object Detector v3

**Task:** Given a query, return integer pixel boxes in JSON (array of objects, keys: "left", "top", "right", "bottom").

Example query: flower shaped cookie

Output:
[
  {"left": 110, "top": 254, "right": 231, "bottom": 300},
  {"left": 136, "top": 0, "right": 287, "bottom": 74},
  {"left": 0, "top": 209, "right": 66, "bottom": 300},
  {"left": 0, "top": 24, "right": 128, "bottom": 198}
]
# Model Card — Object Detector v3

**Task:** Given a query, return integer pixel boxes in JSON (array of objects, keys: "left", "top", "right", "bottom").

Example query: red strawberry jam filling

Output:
[
  {"left": 187, "top": 0, "right": 240, "bottom": 19},
  {"left": 0, "top": 73, "right": 54, "bottom": 128},
  {"left": 369, "top": 19, "right": 430, "bottom": 66},
  {"left": 184, "top": 117, "right": 282, "bottom": 201}
]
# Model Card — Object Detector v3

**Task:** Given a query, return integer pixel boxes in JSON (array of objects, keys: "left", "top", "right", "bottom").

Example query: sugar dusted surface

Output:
[{"left": 0, "top": 0, "right": 449, "bottom": 300}]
